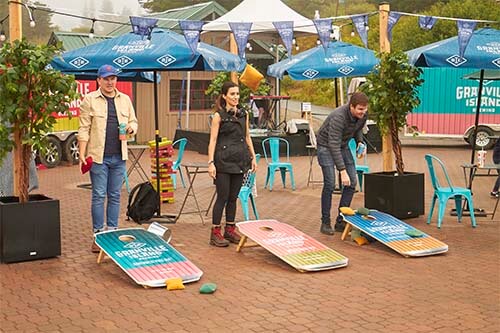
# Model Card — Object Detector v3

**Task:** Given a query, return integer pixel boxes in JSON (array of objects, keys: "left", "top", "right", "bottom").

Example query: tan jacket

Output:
[{"left": 78, "top": 88, "right": 138, "bottom": 163}]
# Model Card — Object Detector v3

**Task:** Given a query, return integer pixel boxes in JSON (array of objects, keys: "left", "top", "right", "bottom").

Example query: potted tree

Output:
[
  {"left": 360, "top": 50, "right": 425, "bottom": 219},
  {"left": 0, "top": 39, "right": 79, "bottom": 262}
]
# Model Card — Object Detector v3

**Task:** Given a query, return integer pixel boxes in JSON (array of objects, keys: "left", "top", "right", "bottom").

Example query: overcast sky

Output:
[{"left": 36, "top": 0, "right": 145, "bottom": 31}]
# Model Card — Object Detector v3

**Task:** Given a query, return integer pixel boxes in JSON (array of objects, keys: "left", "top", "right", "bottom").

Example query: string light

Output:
[
  {"left": 29, "top": 9, "right": 36, "bottom": 28},
  {"left": 292, "top": 38, "right": 296, "bottom": 45},
  {"left": 295, "top": 44, "right": 299, "bottom": 51},
  {"left": 0, "top": 16, "right": 7, "bottom": 42},
  {"left": 89, "top": 19, "right": 96, "bottom": 38},
  {"left": 22, "top": 3, "right": 36, "bottom": 28},
  {"left": 316, "top": 38, "right": 321, "bottom": 45}
]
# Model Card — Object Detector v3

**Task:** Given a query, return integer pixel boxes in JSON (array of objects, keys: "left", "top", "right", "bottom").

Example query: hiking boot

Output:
[
  {"left": 210, "top": 227, "right": 230, "bottom": 247},
  {"left": 320, "top": 223, "right": 334, "bottom": 235},
  {"left": 91, "top": 241, "right": 100, "bottom": 253},
  {"left": 224, "top": 224, "right": 241, "bottom": 244},
  {"left": 335, "top": 220, "right": 346, "bottom": 232}
]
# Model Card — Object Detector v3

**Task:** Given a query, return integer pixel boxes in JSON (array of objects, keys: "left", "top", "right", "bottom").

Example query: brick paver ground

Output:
[{"left": 1, "top": 144, "right": 499, "bottom": 333}]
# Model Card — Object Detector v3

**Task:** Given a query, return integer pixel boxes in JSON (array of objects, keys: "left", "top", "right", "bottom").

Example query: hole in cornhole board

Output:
[
  {"left": 259, "top": 226, "right": 274, "bottom": 232},
  {"left": 362, "top": 215, "right": 376, "bottom": 220},
  {"left": 119, "top": 235, "right": 136, "bottom": 242}
]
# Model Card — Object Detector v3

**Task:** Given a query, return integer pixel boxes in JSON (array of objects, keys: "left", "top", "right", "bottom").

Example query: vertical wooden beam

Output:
[
  {"left": 229, "top": 33, "right": 238, "bottom": 84},
  {"left": 379, "top": 2, "right": 393, "bottom": 172},
  {"left": 379, "top": 2, "right": 391, "bottom": 54},
  {"left": 9, "top": 1, "right": 23, "bottom": 197}
]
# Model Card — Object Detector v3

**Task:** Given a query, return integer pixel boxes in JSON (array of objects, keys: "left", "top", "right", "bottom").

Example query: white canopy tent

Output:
[
  {"left": 202, "top": 0, "right": 319, "bottom": 42},
  {"left": 203, "top": 0, "right": 329, "bottom": 126}
]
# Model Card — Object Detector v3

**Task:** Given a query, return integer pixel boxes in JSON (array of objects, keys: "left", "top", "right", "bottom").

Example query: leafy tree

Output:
[
  {"left": 142, "top": 0, "right": 240, "bottom": 12},
  {"left": 205, "top": 71, "right": 272, "bottom": 110},
  {"left": 360, "top": 51, "right": 423, "bottom": 174},
  {"left": 391, "top": 0, "right": 500, "bottom": 51},
  {"left": 98, "top": 1, "right": 116, "bottom": 34},
  {"left": 0, "top": 1, "right": 56, "bottom": 45},
  {"left": 0, "top": 39, "right": 79, "bottom": 202},
  {"left": 367, "top": 0, "right": 450, "bottom": 13}
]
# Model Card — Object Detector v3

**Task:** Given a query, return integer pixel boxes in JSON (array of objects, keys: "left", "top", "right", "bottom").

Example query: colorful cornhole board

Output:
[
  {"left": 95, "top": 228, "right": 203, "bottom": 288},
  {"left": 236, "top": 220, "right": 348, "bottom": 272},
  {"left": 340, "top": 210, "right": 448, "bottom": 257}
]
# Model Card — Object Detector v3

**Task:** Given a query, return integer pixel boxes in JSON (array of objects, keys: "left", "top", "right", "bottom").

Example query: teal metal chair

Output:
[
  {"left": 239, "top": 154, "right": 261, "bottom": 220},
  {"left": 172, "top": 138, "right": 187, "bottom": 189},
  {"left": 348, "top": 138, "right": 370, "bottom": 192},
  {"left": 262, "top": 137, "right": 296, "bottom": 191},
  {"left": 425, "top": 154, "right": 477, "bottom": 228}
]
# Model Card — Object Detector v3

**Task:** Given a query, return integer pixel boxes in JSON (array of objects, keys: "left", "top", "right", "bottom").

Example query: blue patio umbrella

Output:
[
  {"left": 406, "top": 27, "right": 500, "bottom": 195},
  {"left": 267, "top": 41, "right": 379, "bottom": 80},
  {"left": 51, "top": 28, "right": 246, "bottom": 223},
  {"left": 50, "top": 28, "right": 245, "bottom": 73},
  {"left": 407, "top": 28, "right": 500, "bottom": 69}
]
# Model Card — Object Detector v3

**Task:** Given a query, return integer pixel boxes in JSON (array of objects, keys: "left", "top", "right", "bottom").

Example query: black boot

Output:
[
  {"left": 335, "top": 219, "right": 346, "bottom": 232},
  {"left": 320, "top": 222, "right": 334, "bottom": 235}
]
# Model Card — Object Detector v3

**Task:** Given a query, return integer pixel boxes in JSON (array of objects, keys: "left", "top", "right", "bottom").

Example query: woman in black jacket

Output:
[{"left": 207, "top": 81, "right": 257, "bottom": 247}]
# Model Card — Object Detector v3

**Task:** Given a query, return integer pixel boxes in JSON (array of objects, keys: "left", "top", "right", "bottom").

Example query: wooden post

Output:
[
  {"left": 9, "top": 1, "right": 23, "bottom": 197},
  {"left": 379, "top": 2, "right": 393, "bottom": 172},
  {"left": 229, "top": 33, "right": 239, "bottom": 84}
]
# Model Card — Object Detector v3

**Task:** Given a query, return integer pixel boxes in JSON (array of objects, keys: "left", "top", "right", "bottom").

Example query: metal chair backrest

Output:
[
  {"left": 425, "top": 154, "right": 454, "bottom": 191},
  {"left": 262, "top": 137, "right": 290, "bottom": 164},
  {"left": 242, "top": 154, "right": 261, "bottom": 188},
  {"left": 172, "top": 138, "right": 188, "bottom": 169}
]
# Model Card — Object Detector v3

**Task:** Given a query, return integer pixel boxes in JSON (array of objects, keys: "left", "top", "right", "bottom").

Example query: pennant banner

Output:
[
  {"left": 457, "top": 20, "right": 477, "bottom": 58},
  {"left": 387, "top": 12, "right": 401, "bottom": 42},
  {"left": 129, "top": 16, "right": 158, "bottom": 39},
  {"left": 351, "top": 15, "right": 368, "bottom": 48},
  {"left": 418, "top": 16, "right": 437, "bottom": 30},
  {"left": 273, "top": 21, "right": 294, "bottom": 57},
  {"left": 179, "top": 20, "right": 204, "bottom": 54},
  {"left": 313, "top": 18, "right": 333, "bottom": 50},
  {"left": 229, "top": 22, "right": 253, "bottom": 58}
]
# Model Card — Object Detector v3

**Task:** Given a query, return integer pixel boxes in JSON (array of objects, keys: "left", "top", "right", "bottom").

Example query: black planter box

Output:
[
  {"left": 0, "top": 195, "right": 61, "bottom": 263},
  {"left": 364, "top": 171, "right": 424, "bottom": 219}
]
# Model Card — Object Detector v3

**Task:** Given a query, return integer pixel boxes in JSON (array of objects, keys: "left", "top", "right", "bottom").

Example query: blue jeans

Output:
[
  {"left": 317, "top": 145, "right": 357, "bottom": 225},
  {"left": 89, "top": 154, "right": 125, "bottom": 232}
]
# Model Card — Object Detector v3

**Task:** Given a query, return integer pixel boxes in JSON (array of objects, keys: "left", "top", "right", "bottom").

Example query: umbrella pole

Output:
[
  {"left": 457, "top": 69, "right": 486, "bottom": 217},
  {"left": 151, "top": 70, "right": 176, "bottom": 223},
  {"left": 468, "top": 69, "right": 485, "bottom": 184}
]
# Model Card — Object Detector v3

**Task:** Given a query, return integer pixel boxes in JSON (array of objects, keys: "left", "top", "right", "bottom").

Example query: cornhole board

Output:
[
  {"left": 236, "top": 220, "right": 348, "bottom": 272},
  {"left": 340, "top": 210, "right": 448, "bottom": 257},
  {"left": 95, "top": 228, "right": 203, "bottom": 288}
]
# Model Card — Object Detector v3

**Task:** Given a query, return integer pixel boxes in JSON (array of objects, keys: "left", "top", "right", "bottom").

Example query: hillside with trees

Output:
[{"left": 0, "top": 1, "right": 56, "bottom": 45}]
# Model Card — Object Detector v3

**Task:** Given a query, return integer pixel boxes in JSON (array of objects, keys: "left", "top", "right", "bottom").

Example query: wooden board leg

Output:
[
  {"left": 341, "top": 223, "right": 352, "bottom": 241},
  {"left": 97, "top": 250, "right": 105, "bottom": 264},
  {"left": 236, "top": 235, "right": 247, "bottom": 252}
]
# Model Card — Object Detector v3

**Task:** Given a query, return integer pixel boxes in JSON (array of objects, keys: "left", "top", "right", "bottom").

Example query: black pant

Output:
[{"left": 212, "top": 172, "right": 244, "bottom": 226}]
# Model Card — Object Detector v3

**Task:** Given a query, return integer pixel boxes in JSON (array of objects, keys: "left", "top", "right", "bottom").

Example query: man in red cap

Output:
[{"left": 78, "top": 64, "right": 138, "bottom": 253}]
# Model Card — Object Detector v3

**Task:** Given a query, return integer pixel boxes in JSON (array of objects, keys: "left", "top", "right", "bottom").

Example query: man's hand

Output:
[
  {"left": 340, "top": 169, "right": 350, "bottom": 187},
  {"left": 356, "top": 142, "right": 366, "bottom": 159},
  {"left": 125, "top": 124, "right": 134, "bottom": 134}
]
